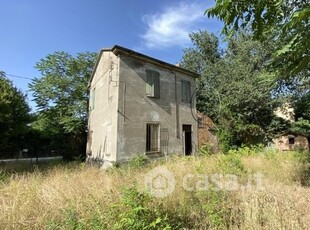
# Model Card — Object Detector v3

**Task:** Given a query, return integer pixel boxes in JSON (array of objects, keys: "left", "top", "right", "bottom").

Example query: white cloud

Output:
[{"left": 141, "top": 2, "right": 209, "bottom": 49}]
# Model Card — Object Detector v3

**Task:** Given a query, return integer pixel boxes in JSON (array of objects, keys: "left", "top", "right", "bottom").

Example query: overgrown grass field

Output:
[{"left": 0, "top": 149, "right": 309, "bottom": 229}]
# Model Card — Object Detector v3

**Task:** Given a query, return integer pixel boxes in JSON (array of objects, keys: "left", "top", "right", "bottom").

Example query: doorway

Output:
[{"left": 182, "top": 125, "right": 192, "bottom": 155}]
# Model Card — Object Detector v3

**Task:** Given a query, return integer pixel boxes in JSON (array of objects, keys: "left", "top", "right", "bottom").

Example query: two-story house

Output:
[{"left": 86, "top": 45, "right": 199, "bottom": 167}]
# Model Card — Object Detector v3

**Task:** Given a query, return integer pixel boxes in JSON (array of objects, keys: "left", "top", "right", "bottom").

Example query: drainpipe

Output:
[
  {"left": 175, "top": 74, "right": 180, "bottom": 139},
  {"left": 118, "top": 81, "right": 126, "bottom": 123}
]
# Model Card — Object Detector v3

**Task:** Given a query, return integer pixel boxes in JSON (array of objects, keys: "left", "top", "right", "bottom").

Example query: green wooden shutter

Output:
[
  {"left": 153, "top": 71, "right": 160, "bottom": 98},
  {"left": 181, "top": 80, "right": 186, "bottom": 102},
  {"left": 146, "top": 70, "right": 160, "bottom": 97},
  {"left": 186, "top": 81, "right": 190, "bottom": 102},
  {"left": 181, "top": 80, "right": 190, "bottom": 102},
  {"left": 146, "top": 70, "right": 153, "bottom": 96}
]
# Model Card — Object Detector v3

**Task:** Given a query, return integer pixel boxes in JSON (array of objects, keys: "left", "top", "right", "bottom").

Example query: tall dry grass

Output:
[{"left": 0, "top": 151, "right": 309, "bottom": 229}]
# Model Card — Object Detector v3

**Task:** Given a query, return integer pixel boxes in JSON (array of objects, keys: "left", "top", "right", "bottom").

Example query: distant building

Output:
[
  {"left": 273, "top": 103, "right": 309, "bottom": 151},
  {"left": 86, "top": 45, "right": 199, "bottom": 167},
  {"left": 273, "top": 132, "right": 309, "bottom": 151}
]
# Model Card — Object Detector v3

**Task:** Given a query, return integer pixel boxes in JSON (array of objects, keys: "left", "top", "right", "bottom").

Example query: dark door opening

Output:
[{"left": 183, "top": 125, "right": 192, "bottom": 155}]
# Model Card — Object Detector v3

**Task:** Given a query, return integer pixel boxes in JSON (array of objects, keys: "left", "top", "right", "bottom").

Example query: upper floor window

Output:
[
  {"left": 181, "top": 80, "right": 191, "bottom": 102},
  {"left": 146, "top": 70, "right": 160, "bottom": 98}
]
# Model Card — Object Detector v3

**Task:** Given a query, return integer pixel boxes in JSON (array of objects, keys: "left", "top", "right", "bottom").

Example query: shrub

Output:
[
  {"left": 0, "top": 170, "right": 9, "bottom": 183},
  {"left": 111, "top": 186, "right": 174, "bottom": 229},
  {"left": 296, "top": 151, "right": 310, "bottom": 186},
  {"left": 200, "top": 190, "right": 231, "bottom": 228},
  {"left": 227, "top": 144, "right": 265, "bottom": 156},
  {"left": 47, "top": 207, "right": 84, "bottom": 230},
  {"left": 218, "top": 154, "right": 245, "bottom": 175},
  {"left": 199, "top": 144, "right": 214, "bottom": 156},
  {"left": 128, "top": 154, "right": 149, "bottom": 169}
]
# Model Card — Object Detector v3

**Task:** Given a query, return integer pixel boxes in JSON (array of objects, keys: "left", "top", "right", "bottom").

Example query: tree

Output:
[
  {"left": 180, "top": 30, "right": 221, "bottom": 114},
  {"left": 206, "top": 0, "right": 310, "bottom": 79},
  {"left": 291, "top": 92, "right": 310, "bottom": 148},
  {"left": 181, "top": 30, "right": 220, "bottom": 74},
  {"left": 0, "top": 71, "right": 31, "bottom": 158},
  {"left": 181, "top": 31, "right": 284, "bottom": 151},
  {"left": 29, "top": 51, "right": 97, "bottom": 160}
]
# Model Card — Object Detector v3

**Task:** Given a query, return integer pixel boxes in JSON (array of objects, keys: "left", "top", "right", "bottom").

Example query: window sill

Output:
[
  {"left": 147, "top": 96, "right": 160, "bottom": 99},
  {"left": 145, "top": 151, "right": 161, "bottom": 155}
]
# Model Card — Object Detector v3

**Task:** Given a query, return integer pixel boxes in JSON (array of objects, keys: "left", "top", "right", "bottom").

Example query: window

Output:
[
  {"left": 146, "top": 70, "right": 160, "bottom": 98},
  {"left": 181, "top": 80, "right": 191, "bottom": 102},
  {"left": 90, "top": 87, "right": 95, "bottom": 110},
  {"left": 146, "top": 123, "right": 160, "bottom": 152},
  {"left": 288, "top": 135, "right": 295, "bottom": 145}
]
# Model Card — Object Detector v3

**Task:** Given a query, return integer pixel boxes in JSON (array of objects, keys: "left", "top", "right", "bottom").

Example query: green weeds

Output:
[{"left": 112, "top": 186, "right": 174, "bottom": 230}]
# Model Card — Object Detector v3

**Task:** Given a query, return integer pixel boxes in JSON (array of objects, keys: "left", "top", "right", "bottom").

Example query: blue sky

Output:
[{"left": 0, "top": 0, "right": 222, "bottom": 111}]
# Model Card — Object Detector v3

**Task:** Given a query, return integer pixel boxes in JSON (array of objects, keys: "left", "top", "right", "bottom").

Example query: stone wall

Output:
[
  {"left": 273, "top": 134, "right": 309, "bottom": 151},
  {"left": 197, "top": 113, "right": 220, "bottom": 153}
]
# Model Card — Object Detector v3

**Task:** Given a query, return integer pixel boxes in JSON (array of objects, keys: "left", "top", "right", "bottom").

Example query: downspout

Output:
[
  {"left": 119, "top": 80, "right": 126, "bottom": 123},
  {"left": 175, "top": 73, "right": 180, "bottom": 139},
  {"left": 115, "top": 55, "right": 120, "bottom": 163}
]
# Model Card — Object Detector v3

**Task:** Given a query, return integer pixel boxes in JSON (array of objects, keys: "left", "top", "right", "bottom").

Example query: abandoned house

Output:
[
  {"left": 273, "top": 132, "right": 309, "bottom": 151},
  {"left": 273, "top": 103, "right": 309, "bottom": 151},
  {"left": 86, "top": 45, "right": 199, "bottom": 167}
]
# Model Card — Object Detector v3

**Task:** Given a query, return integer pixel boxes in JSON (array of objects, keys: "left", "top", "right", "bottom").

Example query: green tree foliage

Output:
[
  {"left": 291, "top": 92, "right": 310, "bottom": 146},
  {"left": 206, "top": 0, "right": 310, "bottom": 78},
  {"left": 294, "top": 93, "right": 310, "bottom": 121},
  {"left": 0, "top": 71, "right": 31, "bottom": 157},
  {"left": 29, "top": 52, "right": 97, "bottom": 159},
  {"left": 181, "top": 31, "right": 285, "bottom": 151},
  {"left": 181, "top": 30, "right": 220, "bottom": 74},
  {"left": 181, "top": 31, "right": 221, "bottom": 113}
]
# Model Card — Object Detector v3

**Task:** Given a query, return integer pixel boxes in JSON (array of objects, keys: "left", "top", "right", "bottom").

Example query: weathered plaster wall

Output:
[
  {"left": 197, "top": 113, "right": 219, "bottom": 153},
  {"left": 116, "top": 54, "right": 198, "bottom": 162},
  {"left": 86, "top": 51, "right": 119, "bottom": 164},
  {"left": 273, "top": 135, "right": 309, "bottom": 151}
]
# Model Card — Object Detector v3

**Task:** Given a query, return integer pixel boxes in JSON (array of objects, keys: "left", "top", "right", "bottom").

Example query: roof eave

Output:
[
  {"left": 111, "top": 45, "right": 199, "bottom": 78},
  {"left": 88, "top": 45, "right": 200, "bottom": 87}
]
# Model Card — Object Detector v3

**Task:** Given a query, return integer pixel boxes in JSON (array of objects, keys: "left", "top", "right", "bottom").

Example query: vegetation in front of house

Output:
[{"left": 0, "top": 149, "right": 309, "bottom": 229}]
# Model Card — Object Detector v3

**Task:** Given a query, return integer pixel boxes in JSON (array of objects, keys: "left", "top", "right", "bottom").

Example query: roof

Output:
[{"left": 89, "top": 45, "right": 199, "bottom": 86}]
